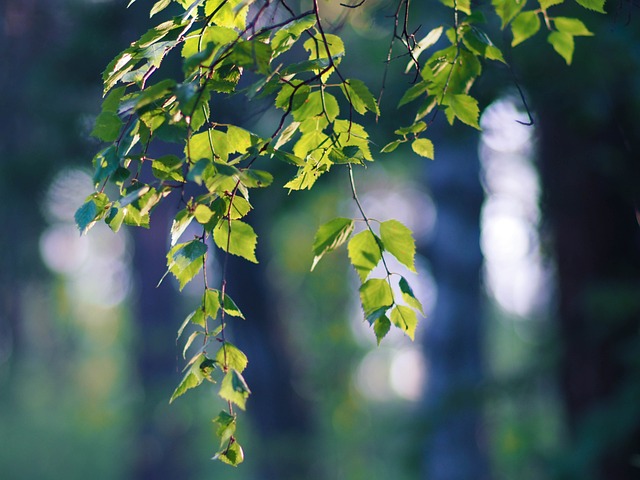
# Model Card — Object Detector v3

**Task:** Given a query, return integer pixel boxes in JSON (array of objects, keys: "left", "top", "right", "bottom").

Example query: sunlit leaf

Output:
[
  {"left": 311, "top": 217, "right": 355, "bottom": 271},
  {"left": 359, "top": 278, "right": 394, "bottom": 317},
  {"left": 215, "top": 343, "right": 248, "bottom": 372},
  {"left": 380, "top": 220, "right": 417, "bottom": 272},
  {"left": 411, "top": 138, "right": 435, "bottom": 159},
  {"left": 390, "top": 305, "right": 418, "bottom": 340},
  {"left": 219, "top": 369, "right": 251, "bottom": 410},
  {"left": 214, "top": 220, "right": 258, "bottom": 263},
  {"left": 511, "top": 11, "right": 541, "bottom": 47},
  {"left": 166, "top": 240, "right": 208, "bottom": 290},
  {"left": 169, "top": 354, "right": 216, "bottom": 403},
  {"left": 548, "top": 31, "right": 575, "bottom": 65},
  {"left": 348, "top": 230, "right": 383, "bottom": 282}
]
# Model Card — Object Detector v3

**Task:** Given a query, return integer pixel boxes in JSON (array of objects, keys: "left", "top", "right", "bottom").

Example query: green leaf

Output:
[
  {"left": 399, "top": 276, "right": 424, "bottom": 314},
  {"left": 220, "top": 292, "right": 245, "bottom": 319},
  {"left": 405, "top": 26, "right": 444, "bottom": 72},
  {"left": 166, "top": 240, "right": 207, "bottom": 290},
  {"left": 204, "top": 288, "right": 221, "bottom": 319},
  {"left": 373, "top": 315, "right": 391, "bottom": 345},
  {"left": 169, "top": 354, "right": 216, "bottom": 403},
  {"left": 213, "top": 220, "right": 258, "bottom": 263},
  {"left": 443, "top": 94, "right": 481, "bottom": 129},
  {"left": 493, "top": 0, "right": 526, "bottom": 28},
  {"left": 177, "top": 307, "right": 205, "bottom": 340},
  {"left": 150, "top": 0, "right": 172, "bottom": 17},
  {"left": 511, "top": 11, "right": 541, "bottom": 47},
  {"left": 311, "top": 217, "right": 355, "bottom": 271},
  {"left": 381, "top": 140, "right": 404, "bottom": 153},
  {"left": 348, "top": 230, "right": 383, "bottom": 282},
  {"left": 398, "top": 80, "right": 429, "bottom": 107},
  {"left": 574, "top": 0, "right": 606, "bottom": 13},
  {"left": 359, "top": 278, "right": 394, "bottom": 317},
  {"left": 92, "top": 145, "right": 120, "bottom": 186},
  {"left": 75, "top": 193, "right": 109, "bottom": 234},
  {"left": 390, "top": 305, "right": 418, "bottom": 340},
  {"left": 106, "top": 206, "right": 125, "bottom": 233},
  {"left": 171, "top": 208, "right": 194, "bottom": 246},
  {"left": 194, "top": 204, "right": 214, "bottom": 224},
  {"left": 219, "top": 369, "right": 251, "bottom": 410},
  {"left": 214, "top": 440, "right": 244, "bottom": 466},
  {"left": 215, "top": 343, "right": 248, "bottom": 372},
  {"left": 538, "top": 0, "right": 564, "bottom": 9},
  {"left": 411, "top": 138, "right": 435, "bottom": 159},
  {"left": 548, "top": 31, "right": 575, "bottom": 65},
  {"left": 341, "top": 78, "right": 380, "bottom": 116},
  {"left": 554, "top": 17, "right": 593, "bottom": 36},
  {"left": 213, "top": 411, "right": 236, "bottom": 447},
  {"left": 91, "top": 111, "right": 122, "bottom": 142},
  {"left": 379, "top": 220, "right": 417, "bottom": 272},
  {"left": 182, "top": 330, "right": 202, "bottom": 359},
  {"left": 152, "top": 155, "right": 185, "bottom": 182}
]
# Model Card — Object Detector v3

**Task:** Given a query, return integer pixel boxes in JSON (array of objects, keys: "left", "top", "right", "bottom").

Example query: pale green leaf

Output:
[
  {"left": 379, "top": 220, "right": 417, "bottom": 272},
  {"left": 204, "top": 288, "right": 221, "bottom": 319},
  {"left": 213, "top": 220, "right": 258, "bottom": 263},
  {"left": 341, "top": 78, "right": 380, "bottom": 116},
  {"left": 171, "top": 208, "right": 194, "bottom": 246},
  {"left": 348, "top": 230, "right": 383, "bottom": 282},
  {"left": 411, "top": 138, "right": 435, "bottom": 159},
  {"left": 554, "top": 17, "right": 593, "bottom": 36},
  {"left": 381, "top": 140, "right": 403, "bottom": 153},
  {"left": 311, "top": 217, "right": 355, "bottom": 271},
  {"left": 399, "top": 276, "right": 424, "bottom": 314},
  {"left": 166, "top": 240, "right": 207, "bottom": 290},
  {"left": 182, "top": 330, "right": 202, "bottom": 359},
  {"left": 574, "top": 0, "right": 606, "bottom": 13},
  {"left": 169, "top": 354, "right": 216, "bottom": 403},
  {"left": 219, "top": 369, "right": 251, "bottom": 410},
  {"left": 150, "top": 0, "right": 171, "bottom": 17},
  {"left": 390, "top": 305, "right": 418, "bottom": 340},
  {"left": 373, "top": 315, "right": 391, "bottom": 345},
  {"left": 215, "top": 343, "right": 248, "bottom": 372},
  {"left": 443, "top": 94, "right": 481, "bottom": 129},
  {"left": 152, "top": 155, "right": 184, "bottom": 182},
  {"left": 213, "top": 411, "right": 236, "bottom": 447},
  {"left": 359, "top": 278, "right": 394, "bottom": 317},
  {"left": 548, "top": 31, "right": 574, "bottom": 65},
  {"left": 194, "top": 204, "right": 214, "bottom": 224},
  {"left": 214, "top": 440, "right": 244, "bottom": 466},
  {"left": 511, "top": 11, "right": 541, "bottom": 47}
]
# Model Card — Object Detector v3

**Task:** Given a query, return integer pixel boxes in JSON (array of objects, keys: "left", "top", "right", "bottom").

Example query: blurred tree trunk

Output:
[
  {"left": 526, "top": 18, "right": 640, "bottom": 479},
  {"left": 421, "top": 134, "right": 490, "bottom": 480},
  {"left": 536, "top": 89, "right": 640, "bottom": 480},
  {"left": 224, "top": 220, "right": 316, "bottom": 479}
]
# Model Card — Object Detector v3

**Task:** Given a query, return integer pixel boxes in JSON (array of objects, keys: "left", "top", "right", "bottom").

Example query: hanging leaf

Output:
[
  {"left": 359, "top": 278, "right": 394, "bottom": 317},
  {"left": 348, "top": 230, "right": 383, "bottom": 282},
  {"left": 215, "top": 343, "right": 248, "bottom": 372},
  {"left": 411, "top": 138, "right": 435, "bottom": 159},
  {"left": 548, "top": 31, "right": 575, "bottom": 65},
  {"left": 219, "top": 369, "right": 251, "bottom": 410},
  {"left": 390, "top": 305, "right": 418, "bottom": 340},
  {"left": 511, "top": 11, "right": 541, "bottom": 47},
  {"left": 166, "top": 240, "right": 208, "bottom": 290},
  {"left": 379, "top": 220, "right": 417, "bottom": 272},
  {"left": 373, "top": 315, "right": 391, "bottom": 345},
  {"left": 399, "top": 276, "right": 425, "bottom": 314},
  {"left": 169, "top": 354, "right": 216, "bottom": 403},
  {"left": 311, "top": 217, "right": 355, "bottom": 271},
  {"left": 213, "top": 220, "right": 258, "bottom": 263}
]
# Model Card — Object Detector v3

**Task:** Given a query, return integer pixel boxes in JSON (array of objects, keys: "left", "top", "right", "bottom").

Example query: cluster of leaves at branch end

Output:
[{"left": 312, "top": 217, "right": 424, "bottom": 344}]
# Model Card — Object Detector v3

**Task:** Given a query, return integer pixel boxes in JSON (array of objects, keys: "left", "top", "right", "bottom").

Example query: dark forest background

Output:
[{"left": 1, "top": 0, "right": 639, "bottom": 479}]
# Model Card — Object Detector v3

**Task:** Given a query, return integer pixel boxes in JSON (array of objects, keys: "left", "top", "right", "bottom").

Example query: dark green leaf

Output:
[
  {"left": 213, "top": 411, "right": 236, "bottom": 446},
  {"left": 399, "top": 276, "right": 424, "bottom": 314},
  {"left": 214, "top": 440, "right": 244, "bottom": 466}
]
